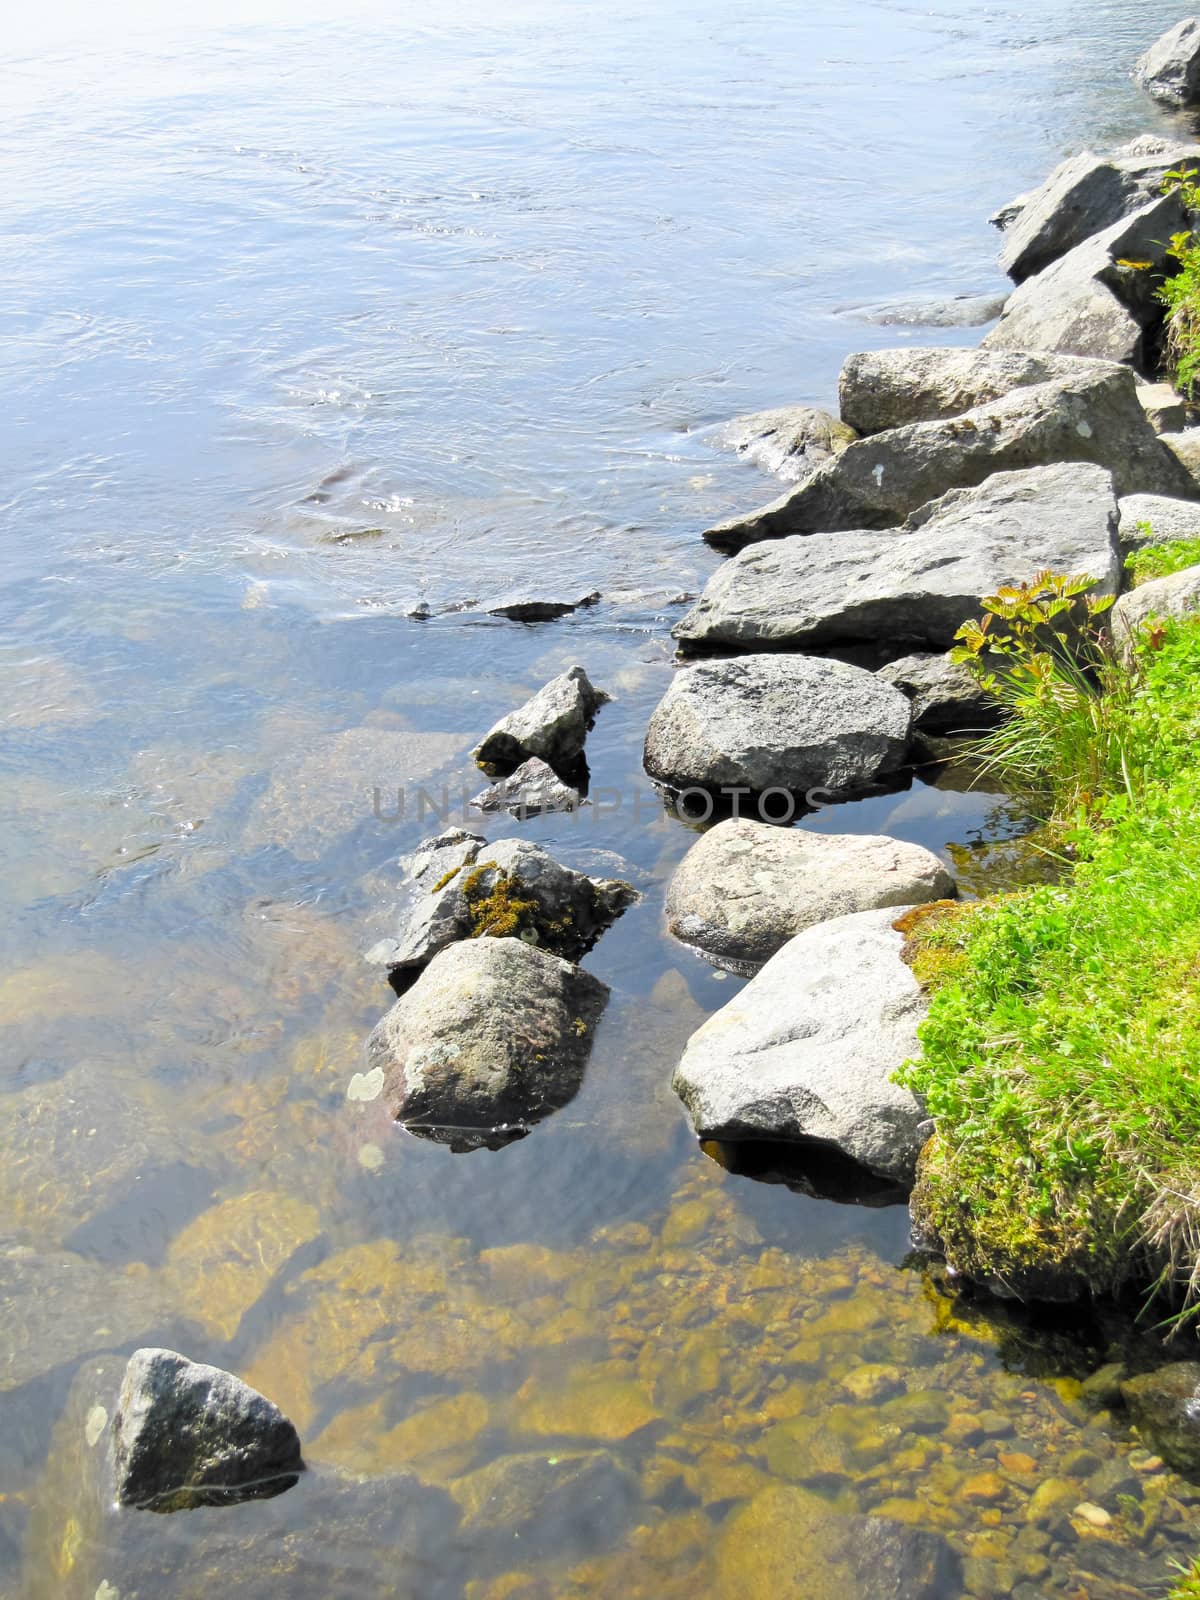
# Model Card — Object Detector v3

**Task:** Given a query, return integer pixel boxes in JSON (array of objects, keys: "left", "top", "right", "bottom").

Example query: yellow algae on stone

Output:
[
  {"left": 164, "top": 1189, "right": 322, "bottom": 1341},
  {"left": 513, "top": 1367, "right": 660, "bottom": 1443},
  {"left": 715, "top": 1485, "right": 862, "bottom": 1600},
  {"left": 306, "top": 1396, "right": 389, "bottom": 1469},
  {"left": 311, "top": 1391, "right": 491, "bottom": 1484},
  {"left": 479, "top": 1243, "right": 581, "bottom": 1300}
]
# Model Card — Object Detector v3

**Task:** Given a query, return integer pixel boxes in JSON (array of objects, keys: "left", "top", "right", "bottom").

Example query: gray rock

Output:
[
  {"left": 711, "top": 404, "right": 857, "bottom": 483},
  {"left": 839, "top": 347, "right": 1107, "bottom": 437},
  {"left": 1136, "top": 18, "right": 1200, "bottom": 106},
  {"left": 705, "top": 362, "right": 1194, "bottom": 552},
  {"left": 1121, "top": 1364, "right": 1200, "bottom": 1473},
  {"left": 666, "top": 818, "right": 954, "bottom": 971},
  {"left": 450, "top": 1448, "right": 638, "bottom": 1553},
  {"left": 838, "top": 292, "right": 1007, "bottom": 329},
  {"left": 1118, "top": 491, "right": 1200, "bottom": 549},
  {"left": 367, "top": 938, "right": 609, "bottom": 1149},
  {"left": 1112, "top": 563, "right": 1200, "bottom": 645},
  {"left": 366, "top": 833, "right": 636, "bottom": 977},
  {"left": 1160, "top": 428, "right": 1200, "bottom": 492},
  {"left": 473, "top": 664, "right": 608, "bottom": 774},
  {"left": 484, "top": 591, "right": 600, "bottom": 621},
  {"left": 984, "top": 191, "right": 1187, "bottom": 366},
  {"left": 643, "top": 654, "right": 912, "bottom": 798},
  {"left": 996, "top": 146, "right": 1200, "bottom": 282},
  {"left": 470, "top": 756, "right": 582, "bottom": 816},
  {"left": 876, "top": 653, "right": 999, "bottom": 735},
  {"left": 1137, "top": 380, "right": 1190, "bottom": 433},
  {"left": 672, "top": 907, "right": 930, "bottom": 1183},
  {"left": 679, "top": 463, "right": 1121, "bottom": 654},
  {"left": 112, "top": 1348, "right": 303, "bottom": 1511}
]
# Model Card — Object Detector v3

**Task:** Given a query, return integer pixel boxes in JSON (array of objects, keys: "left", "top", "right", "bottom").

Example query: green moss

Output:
[
  {"left": 461, "top": 864, "right": 542, "bottom": 940},
  {"left": 431, "top": 864, "right": 462, "bottom": 893},
  {"left": 1125, "top": 537, "right": 1200, "bottom": 588}
]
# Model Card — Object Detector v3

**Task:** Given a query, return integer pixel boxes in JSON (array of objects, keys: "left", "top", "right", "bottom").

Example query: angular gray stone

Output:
[
  {"left": 1136, "top": 18, "right": 1200, "bottom": 106},
  {"left": 672, "top": 907, "right": 930, "bottom": 1183},
  {"left": 470, "top": 756, "right": 582, "bottom": 816},
  {"left": 839, "top": 347, "right": 1108, "bottom": 437},
  {"left": 1118, "top": 491, "right": 1200, "bottom": 549},
  {"left": 1137, "top": 380, "right": 1190, "bottom": 433},
  {"left": 484, "top": 591, "right": 600, "bottom": 622},
  {"left": 840, "top": 292, "right": 1007, "bottom": 329},
  {"left": 712, "top": 405, "right": 856, "bottom": 482},
  {"left": 875, "top": 652, "right": 999, "bottom": 735},
  {"left": 679, "top": 464, "right": 1121, "bottom": 653},
  {"left": 643, "top": 654, "right": 912, "bottom": 798},
  {"left": 996, "top": 146, "right": 1200, "bottom": 282},
  {"left": 666, "top": 818, "right": 955, "bottom": 971},
  {"left": 1112, "top": 563, "right": 1200, "bottom": 645},
  {"left": 366, "top": 833, "right": 636, "bottom": 977},
  {"left": 367, "top": 938, "right": 609, "bottom": 1149},
  {"left": 1159, "top": 428, "right": 1200, "bottom": 492},
  {"left": 705, "top": 362, "right": 1194, "bottom": 552},
  {"left": 473, "top": 665, "right": 607, "bottom": 773},
  {"left": 984, "top": 191, "right": 1187, "bottom": 366},
  {"left": 112, "top": 1348, "right": 303, "bottom": 1511}
]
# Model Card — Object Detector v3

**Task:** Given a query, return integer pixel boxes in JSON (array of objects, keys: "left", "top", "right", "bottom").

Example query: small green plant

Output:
[
  {"left": 1168, "top": 1558, "right": 1200, "bottom": 1600},
  {"left": 950, "top": 570, "right": 1119, "bottom": 814},
  {"left": 1160, "top": 168, "right": 1200, "bottom": 396},
  {"left": 1126, "top": 536, "right": 1200, "bottom": 587}
]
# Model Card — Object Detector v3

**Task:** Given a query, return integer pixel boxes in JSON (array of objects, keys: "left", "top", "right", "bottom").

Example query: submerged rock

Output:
[
  {"left": 643, "top": 654, "right": 912, "bottom": 799},
  {"left": 1121, "top": 1364, "right": 1200, "bottom": 1474},
  {"left": 838, "top": 292, "right": 1006, "bottom": 329},
  {"left": 677, "top": 463, "right": 1121, "bottom": 654},
  {"left": 716, "top": 1483, "right": 961, "bottom": 1600},
  {"left": 711, "top": 405, "right": 857, "bottom": 482},
  {"left": 983, "top": 191, "right": 1187, "bottom": 367},
  {"left": 473, "top": 664, "right": 608, "bottom": 774},
  {"left": 666, "top": 818, "right": 954, "bottom": 970},
  {"left": 838, "top": 347, "right": 1105, "bottom": 436},
  {"left": 450, "top": 1448, "right": 638, "bottom": 1549},
  {"left": 367, "top": 937, "right": 609, "bottom": 1149},
  {"left": 672, "top": 906, "right": 930, "bottom": 1183},
  {"left": 704, "top": 363, "right": 1195, "bottom": 551},
  {"left": 113, "top": 1348, "right": 303, "bottom": 1511},
  {"left": 1118, "top": 491, "right": 1200, "bottom": 549},
  {"left": 994, "top": 145, "right": 1200, "bottom": 282},
  {"left": 1136, "top": 18, "right": 1200, "bottom": 106},
  {"left": 484, "top": 590, "right": 600, "bottom": 622},
  {"left": 366, "top": 832, "right": 636, "bottom": 978},
  {"left": 1111, "top": 562, "right": 1200, "bottom": 646},
  {"left": 875, "top": 652, "right": 998, "bottom": 735}
]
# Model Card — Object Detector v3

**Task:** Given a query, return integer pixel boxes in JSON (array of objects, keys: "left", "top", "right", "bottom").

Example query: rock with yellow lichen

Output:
[{"left": 366, "top": 937, "right": 609, "bottom": 1151}]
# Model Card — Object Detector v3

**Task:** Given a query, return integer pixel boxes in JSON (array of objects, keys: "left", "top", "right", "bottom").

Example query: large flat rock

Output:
[
  {"left": 704, "top": 362, "right": 1194, "bottom": 552},
  {"left": 666, "top": 818, "right": 954, "bottom": 971},
  {"left": 672, "top": 906, "right": 930, "bottom": 1183},
  {"left": 643, "top": 654, "right": 912, "bottom": 798},
  {"left": 839, "top": 348, "right": 1110, "bottom": 436},
  {"left": 678, "top": 463, "right": 1121, "bottom": 654},
  {"left": 984, "top": 191, "right": 1187, "bottom": 366}
]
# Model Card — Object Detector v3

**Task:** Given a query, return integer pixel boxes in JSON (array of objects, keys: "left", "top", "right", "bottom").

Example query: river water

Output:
[{"left": 2, "top": 1, "right": 1199, "bottom": 1595}]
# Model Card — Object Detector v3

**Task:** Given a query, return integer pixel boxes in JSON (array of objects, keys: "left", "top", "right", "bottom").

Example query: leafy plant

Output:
[
  {"left": 1126, "top": 536, "right": 1200, "bottom": 587},
  {"left": 949, "top": 570, "right": 1120, "bottom": 815},
  {"left": 1159, "top": 168, "right": 1200, "bottom": 396}
]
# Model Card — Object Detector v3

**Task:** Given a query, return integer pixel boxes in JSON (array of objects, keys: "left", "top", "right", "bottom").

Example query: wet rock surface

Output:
[
  {"left": 1136, "top": 17, "right": 1200, "bottom": 106},
  {"left": 484, "top": 591, "right": 601, "bottom": 622},
  {"left": 367, "top": 937, "right": 609, "bottom": 1149},
  {"left": 666, "top": 818, "right": 954, "bottom": 971},
  {"left": 710, "top": 405, "right": 857, "bottom": 482},
  {"left": 366, "top": 832, "right": 636, "bottom": 977},
  {"left": 838, "top": 348, "right": 1108, "bottom": 436},
  {"left": 1121, "top": 1364, "right": 1200, "bottom": 1475},
  {"left": 470, "top": 756, "right": 583, "bottom": 816},
  {"left": 112, "top": 1348, "right": 304, "bottom": 1511},
  {"left": 473, "top": 665, "right": 607, "bottom": 774},
  {"left": 672, "top": 906, "right": 929, "bottom": 1182},
  {"left": 643, "top": 654, "right": 911, "bottom": 798},
  {"left": 677, "top": 463, "right": 1121, "bottom": 654},
  {"left": 704, "top": 363, "right": 1194, "bottom": 551},
  {"left": 983, "top": 191, "right": 1187, "bottom": 366}
]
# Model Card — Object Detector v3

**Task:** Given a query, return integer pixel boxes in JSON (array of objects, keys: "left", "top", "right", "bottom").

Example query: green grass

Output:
[
  {"left": 1126, "top": 536, "right": 1200, "bottom": 589},
  {"left": 1170, "top": 1562, "right": 1200, "bottom": 1600},
  {"left": 900, "top": 615, "right": 1200, "bottom": 1312}
]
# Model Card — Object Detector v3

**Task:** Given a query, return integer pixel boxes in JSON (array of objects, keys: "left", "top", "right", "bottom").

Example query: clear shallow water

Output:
[{"left": 2, "top": 1, "right": 1200, "bottom": 1595}]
